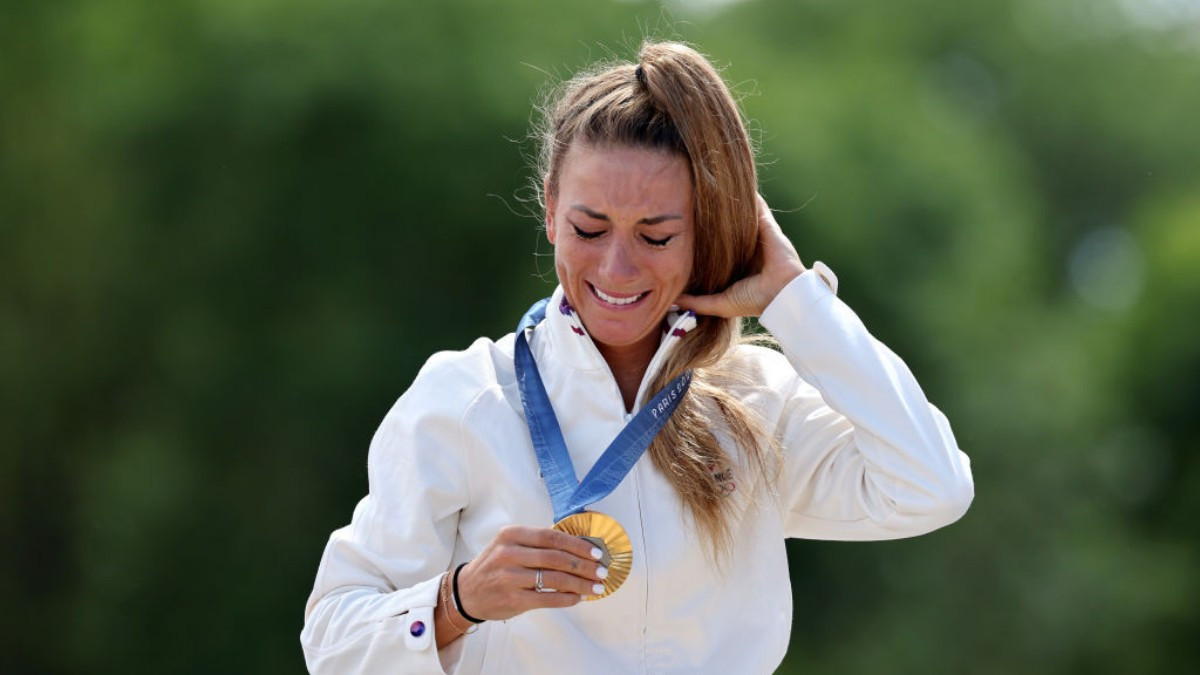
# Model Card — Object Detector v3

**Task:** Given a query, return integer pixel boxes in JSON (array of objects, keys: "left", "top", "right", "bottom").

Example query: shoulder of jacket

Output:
[
  {"left": 366, "top": 337, "right": 518, "bottom": 479},
  {"left": 730, "top": 341, "right": 788, "bottom": 375},
  {"left": 397, "top": 334, "right": 517, "bottom": 414},
  {"left": 728, "top": 342, "right": 817, "bottom": 398}
]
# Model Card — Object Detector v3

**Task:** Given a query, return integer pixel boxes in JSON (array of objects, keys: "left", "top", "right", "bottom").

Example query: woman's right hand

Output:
[{"left": 455, "top": 526, "right": 609, "bottom": 621}]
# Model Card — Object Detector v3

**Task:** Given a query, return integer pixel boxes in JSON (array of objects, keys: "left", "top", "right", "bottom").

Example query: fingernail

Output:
[
  {"left": 669, "top": 304, "right": 680, "bottom": 312},
  {"left": 596, "top": 566, "right": 608, "bottom": 580},
  {"left": 592, "top": 583, "right": 605, "bottom": 595},
  {"left": 591, "top": 547, "right": 602, "bottom": 560}
]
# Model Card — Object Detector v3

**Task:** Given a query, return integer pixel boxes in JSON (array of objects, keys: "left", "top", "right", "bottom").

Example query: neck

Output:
[{"left": 596, "top": 334, "right": 660, "bottom": 413}]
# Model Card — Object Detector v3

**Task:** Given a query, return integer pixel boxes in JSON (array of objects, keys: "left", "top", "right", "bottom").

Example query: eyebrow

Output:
[{"left": 570, "top": 204, "right": 682, "bottom": 226}]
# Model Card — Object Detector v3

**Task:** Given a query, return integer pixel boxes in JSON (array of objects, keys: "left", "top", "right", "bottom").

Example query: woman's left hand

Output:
[{"left": 674, "top": 194, "right": 806, "bottom": 318}]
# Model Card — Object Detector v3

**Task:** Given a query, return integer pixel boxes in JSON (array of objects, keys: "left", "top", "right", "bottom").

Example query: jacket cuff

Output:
[
  {"left": 302, "top": 574, "right": 448, "bottom": 675},
  {"left": 400, "top": 576, "right": 441, "bottom": 654},
  {"left": 760, "top": 264, "right": 837, "bottom": 333}
]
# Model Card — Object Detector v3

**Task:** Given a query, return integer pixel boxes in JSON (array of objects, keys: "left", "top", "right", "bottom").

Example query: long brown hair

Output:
[{"left": 536, "top": 41, "right": 777, "bottom": 559}]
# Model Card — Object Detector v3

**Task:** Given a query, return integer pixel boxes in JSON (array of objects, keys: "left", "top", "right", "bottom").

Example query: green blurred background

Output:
[{"left": 3, "top": 0, "right": 1198, "bottom": 673}]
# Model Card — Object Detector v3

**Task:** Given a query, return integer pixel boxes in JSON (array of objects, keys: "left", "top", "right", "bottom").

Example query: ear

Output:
[{"left": 544, "top": 176, "right": 557, "bottom": 245}]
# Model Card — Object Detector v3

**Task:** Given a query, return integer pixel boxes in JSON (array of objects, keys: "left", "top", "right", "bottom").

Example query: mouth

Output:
[{"left": 589, "top": 283, "right": 649, "bottom": 308}]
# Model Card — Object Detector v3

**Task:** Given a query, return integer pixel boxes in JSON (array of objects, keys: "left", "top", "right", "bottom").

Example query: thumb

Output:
[
  {"left": 676, "top": 278, "right": 769, "bottom": 318},
  {"left": 674, "top": 291, "right": 738, "bottom": 319}
]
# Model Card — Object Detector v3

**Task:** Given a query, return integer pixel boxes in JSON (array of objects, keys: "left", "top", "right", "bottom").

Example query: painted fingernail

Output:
[
  {"left": 592, "top": 583, "right": 605, "bottom": 595},
  {"left": 596, "top": 566, "right": 608, "bottom": 580},
  {"left": 591, "top": 547, "right": 602, "bottom": 560}
]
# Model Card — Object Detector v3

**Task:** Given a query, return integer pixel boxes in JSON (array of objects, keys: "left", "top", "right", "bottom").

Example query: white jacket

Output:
[{"left": 301, "top": 268, "right": 974, "bottom": 674}]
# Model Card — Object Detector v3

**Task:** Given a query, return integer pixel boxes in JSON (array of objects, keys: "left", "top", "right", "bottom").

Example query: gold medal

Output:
[{"left": 552, "top": 511, "right": 632, "bottom": 600}]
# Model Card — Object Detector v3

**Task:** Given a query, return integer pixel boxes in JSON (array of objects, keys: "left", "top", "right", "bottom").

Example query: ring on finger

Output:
[{"left": 535, "top": 568, "right": 544, "bottom": 592}]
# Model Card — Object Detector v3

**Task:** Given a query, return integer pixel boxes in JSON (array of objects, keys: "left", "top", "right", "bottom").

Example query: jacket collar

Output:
[{"left": 538, "top": 285, "right": 698, "bottom": 405}]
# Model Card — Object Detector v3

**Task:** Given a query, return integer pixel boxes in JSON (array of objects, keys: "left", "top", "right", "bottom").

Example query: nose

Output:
[{"left": 600, "top": 236, "right": 639, "bottom": 282}]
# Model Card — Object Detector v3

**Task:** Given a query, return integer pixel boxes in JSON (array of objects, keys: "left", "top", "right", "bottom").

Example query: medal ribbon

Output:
[{"left": 514, "top": 298, "right": 692, "bottom": 521}]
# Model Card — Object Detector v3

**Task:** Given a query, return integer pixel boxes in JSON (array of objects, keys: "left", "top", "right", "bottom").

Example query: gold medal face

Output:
[{"left": 553, "top": 511, "right": 632, "bottom": 601}]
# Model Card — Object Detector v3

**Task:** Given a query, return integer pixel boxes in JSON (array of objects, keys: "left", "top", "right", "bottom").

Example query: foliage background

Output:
[{"left": 3, "top": 0, "right": 1198, "bottom": 673}]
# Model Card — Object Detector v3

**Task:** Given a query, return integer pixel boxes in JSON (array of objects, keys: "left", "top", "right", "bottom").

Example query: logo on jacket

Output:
[{"left": 708, "top": 462, "right": 736, "bottom": 495}]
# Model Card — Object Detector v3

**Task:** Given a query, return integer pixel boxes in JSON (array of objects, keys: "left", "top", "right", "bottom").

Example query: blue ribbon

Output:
[{"left": 514, "top": 298, "right": 693, "bottom": 521}]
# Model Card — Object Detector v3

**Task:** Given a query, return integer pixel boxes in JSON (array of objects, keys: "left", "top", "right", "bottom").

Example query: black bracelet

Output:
[{"left": 452, "top": 562, "right": 485, "bottom": 624}]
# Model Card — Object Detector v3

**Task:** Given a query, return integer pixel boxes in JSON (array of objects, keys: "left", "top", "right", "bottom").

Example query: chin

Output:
[{"left": 583, "top": 314, "right": 663, "bottom": 351}]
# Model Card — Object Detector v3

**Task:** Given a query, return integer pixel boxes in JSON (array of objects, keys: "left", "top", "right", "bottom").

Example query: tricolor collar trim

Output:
[{"left": 533, "top": 286, "right": 698, "bottom": 403}]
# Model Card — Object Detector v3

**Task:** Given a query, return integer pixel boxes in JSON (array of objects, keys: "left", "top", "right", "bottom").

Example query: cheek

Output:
[
  {"left": 553, "top": 243, "right": 585, "bottom": 283},
  {"left": 553, "top": 249, "right": 569, "bottom": 280},
  {"left": 671, "top": 248, "right": 695, "bottom": 286},
  {"left": 562, "top": 236, "right": 603, "bottom": 266}
]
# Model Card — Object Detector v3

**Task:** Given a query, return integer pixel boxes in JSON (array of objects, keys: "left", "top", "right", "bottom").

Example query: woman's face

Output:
[{"left": 546, "top": 143, "right": 694, "bottom": 358}]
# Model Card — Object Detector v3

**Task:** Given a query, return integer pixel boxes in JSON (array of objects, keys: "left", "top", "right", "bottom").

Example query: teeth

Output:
[{"left": 593, "top": 286, "right": 645, "bottom": 306}]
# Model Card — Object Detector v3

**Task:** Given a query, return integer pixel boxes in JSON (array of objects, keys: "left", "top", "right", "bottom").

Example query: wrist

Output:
[
  {"left": 436, "top": 570, "right": 475, "bottom": 647},
  {"left": 756, "top": 263, "right": 806, "bottom": 316},
  {"left": 452, "top": 562, "right": 486, "bottom": 624},
  {"left": 777, "top": 263, "right": 806, "bottom": 291}
]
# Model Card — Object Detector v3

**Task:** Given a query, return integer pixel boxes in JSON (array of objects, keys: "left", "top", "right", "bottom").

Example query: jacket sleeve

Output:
[
  {"left": 758, "top": 268, "right": 974, "bottom": 540},
  {"left": 301, "top": 352, "right": 478, "bottom": 674}
]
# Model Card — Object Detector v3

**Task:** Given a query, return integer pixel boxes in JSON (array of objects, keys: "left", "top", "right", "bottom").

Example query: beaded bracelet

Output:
[{"left": 452, "top": 562, "right": 486, "bottom": 624}]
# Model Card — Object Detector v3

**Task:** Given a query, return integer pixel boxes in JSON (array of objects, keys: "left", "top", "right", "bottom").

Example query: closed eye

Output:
[
  {"left": 642, "top": 234, "right": 672, "bottom": 247},
  {"left": 571, "top": 224, "right": 604, "bottom": 240}
]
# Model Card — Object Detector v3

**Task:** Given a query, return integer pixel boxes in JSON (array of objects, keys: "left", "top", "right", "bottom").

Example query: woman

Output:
[{"left": 301, "top": 41, "right": 973, "bottom": 674}]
